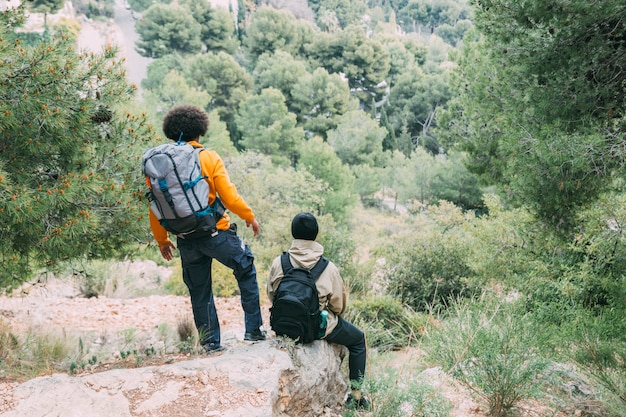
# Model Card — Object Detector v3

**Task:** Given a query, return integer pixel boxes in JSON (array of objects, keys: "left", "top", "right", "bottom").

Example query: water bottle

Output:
[{"left": 318, "top": 310, "right": 328, "bottom": 338}]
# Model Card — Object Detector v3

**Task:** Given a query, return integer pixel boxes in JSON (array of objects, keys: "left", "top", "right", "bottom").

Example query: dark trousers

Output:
[
  {"left": 325, "top": 317, "right": 367, "bottom": 387},
  {"left": 177, "top": 224, "right": 262, "bottom": 346}
]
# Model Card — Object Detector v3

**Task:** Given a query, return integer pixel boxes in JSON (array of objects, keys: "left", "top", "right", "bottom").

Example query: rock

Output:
[{"left": 3, "top": 340, "right": 347, "bottom": 417}]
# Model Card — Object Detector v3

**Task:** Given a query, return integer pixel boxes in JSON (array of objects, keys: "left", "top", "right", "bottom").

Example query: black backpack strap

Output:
[
  {"left": 280, "top": 252, "right": 293, "bottom": 275},
  {"left": 280, "top": 252, "right": 328, "bottom": 281},
  {"left": 309, "top": 256, "right": 329, "bottom": 281}
]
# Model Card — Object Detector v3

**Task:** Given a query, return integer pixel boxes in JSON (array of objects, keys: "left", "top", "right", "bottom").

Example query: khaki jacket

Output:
[{"left": 267, "top": 239, "right": 347, "bottom": 337}]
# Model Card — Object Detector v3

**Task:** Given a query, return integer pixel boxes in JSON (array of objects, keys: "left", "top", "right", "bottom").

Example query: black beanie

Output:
[{"left": 291, "top": 212, "right": 319, "bottom": 240}]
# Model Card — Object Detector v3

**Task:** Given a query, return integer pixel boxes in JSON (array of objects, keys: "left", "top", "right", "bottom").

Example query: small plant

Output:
[
  {"left": 342, "top": 367, "right": 451, "bottom": 417},
  {"left": 346, "top": 295, "right": 430, "bottom": 351},
  {"left": 426, "top": 298, "right": 550, "bottom": 417},
  {"left": 176, "top": 315, "right": 195, "bottom": 343}
]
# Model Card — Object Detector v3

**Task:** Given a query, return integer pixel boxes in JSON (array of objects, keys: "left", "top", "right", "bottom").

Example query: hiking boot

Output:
[
  {"left": 244, "top": 328, "right": 266, "bottom": 341},
  {"left": 345, "top": 393, "right": 371, "bottom": 411},
  {"left": 202, "top": 343, "right": 227, "bottom": 355}
]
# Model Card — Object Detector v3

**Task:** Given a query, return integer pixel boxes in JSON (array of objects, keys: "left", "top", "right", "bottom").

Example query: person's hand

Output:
[
  {"left": 246, "top": 218, "right": 260, "bottom": 237},
  {"left": 159, "top": 241, "right": 176, "bottom": 261}
]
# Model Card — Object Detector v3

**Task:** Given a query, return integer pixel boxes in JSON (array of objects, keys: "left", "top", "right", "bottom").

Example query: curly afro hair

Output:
[{"left": 162, "top": 105, "right": 209, "bottom": 141}]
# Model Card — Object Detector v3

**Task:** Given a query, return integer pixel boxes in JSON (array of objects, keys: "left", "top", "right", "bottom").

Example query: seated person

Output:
[{"left": 266, "top": 212, "right": 370, "bottom": 410}]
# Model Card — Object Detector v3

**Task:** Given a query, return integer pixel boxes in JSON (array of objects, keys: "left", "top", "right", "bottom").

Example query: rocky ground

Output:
[{"left": 0, "top": 261, "right": 491, "bottom": 417}]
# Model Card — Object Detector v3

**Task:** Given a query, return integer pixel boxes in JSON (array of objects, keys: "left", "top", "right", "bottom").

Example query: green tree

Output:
[
  {"left": 252, "top": 51, "right": 308, "bottom": 104},
  {"left": 309, "top": 25, "right": 390, "bottom": 108},
  {"left": 242, "top": 5, "right": 306, "bottom": 59},
  {"left": 0, "top": 7, "right": 158, "bottom": 288},
  {"left": 386, "top": 66, "right": 451, "bottom": 155},
  {"left": 314, "top": 0, "right": 367, "bottom": 29},
  {"left": 235, "top": 88, "right": 304, "bottom": 166},
  {"left": 182, "top": 0, "right": 238, "bottom": 53},
  {"left": 141, "top": 53, "right": 184, "bottom": 91},
  {"left": 327, "top": 110, "right": 387, "bottom": 167},
  {"left": 27, "top": 0, "right": 64, "bottom": 27},
  {"left": 201, "top": 110, "right": 238, "bottom": 158},
  {"left": 393, "top": 148, "right": 435, "bottom": 208},
  {"left": 290, "top": 67, "right": 354, "bottom": 138},
  {"left": 135, "top": 3, "right": 202, "bottom": 58},
  {"left": 430, "top": 152, "right": 483, "bottom": 211},
  {"left": 184, "top": 51, "right": 253, "bottom": 143},
  {"left": 142, "top": 70, "right": 211, "bottom": 119},
  {"left": 298, "top": 137, "right": 356, "bottom": 221},
  {"left": 397, "top": 0, "right": 472, "bottom": 35},
  {"left": 127, "top": 0, "right": 172, "bottom": 12},
  {"left": 441, "top": 0, "right": 626, "bottom": 230}
]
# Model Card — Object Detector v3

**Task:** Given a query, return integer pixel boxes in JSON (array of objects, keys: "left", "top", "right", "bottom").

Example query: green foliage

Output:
[
  {"left": 290, "top": 67, "right": 354, "bottom": 138},
  {"left": 435, "top": 19, "right": 473, "bottom": 47},
  {"left": 346, "top": 296, "right": 429, "bottom": 352},
  {"left": 236, "top": 88, "right": 304, "bottom": 165},
  {"left": 252, "top": 50, "right": 308, "bottom": 101},
  {"left": 385, "top": 67, "right": 450, "bottom": 156},
  {"left": 380, "top": 220, "right": 476, "bottom": 312},
  {"left": 0, "top": 320, "right": 70, "bottom": 379},
  {"left": 135, "top": 3, "right": 202, "bottom": 58},
  {"left": 429, "top": 151, "right": 483, "bottom": 211},
  {"left": 141, "top": 53, "right": 183, "bottom": 91},
  {"left": 427, "top": 299, "right": 550, "bottom": 417},
  {"left": 127, "top": 0, "right": 171, "bottom": 13},
  {"left": 184, "top": 51, "right": 253, "bottom": 141},
  {"left": 312, "top": 0, "right": 367, "bottom": 29},
  {"left": 297, "top": 136, "right": 356, "bottom": 222},
  {"left": 200, "top": 110, "right": 239, "bottom": 158},
  {"left": 216, "top": 153, "right": 329, "bottom": 271},
  {"left": 570, "top": 323, "right": 626, "bottom": 416},
  {"left": 182, "top": 0, "right": 238, "bottom": 53},
  {"left": 327, "top": 110, "right": 387, "bottom": 167},
  {"left": 396, "top": 0, "right": 472, "bottom": 34},
  {"left": 390, "top": 148, "right": 483, "bottom": 210},
  {"left": 0, "top": 7, "right": 159, "bottom": 289},
  {"left": 445, "top": 0, "right": 626, "bottom": 232},
  {"left": 242, "top": 5, "right": 308, "bottom": 58},
  {"left": 26, "top": 0, "right": 65, "bottom": 15},
  {"left": 309, "top": 24, "right": 390, "bottom": 106},
  {"left": 344, "top": 365, "right": 452, "bottom": 417},
  {"left": 142, "top": 70, "right": 211, "bottom": 118}
]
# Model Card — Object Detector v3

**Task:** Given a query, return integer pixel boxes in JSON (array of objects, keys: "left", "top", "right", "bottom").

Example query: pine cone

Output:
[{"left": 91, "top": 105, "right": 113, "bottom": 124}]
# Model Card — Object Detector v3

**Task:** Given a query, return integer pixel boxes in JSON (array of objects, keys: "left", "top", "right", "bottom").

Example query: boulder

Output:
[{"left": 3, "top": 340, "right": 348, "bottom": 417}]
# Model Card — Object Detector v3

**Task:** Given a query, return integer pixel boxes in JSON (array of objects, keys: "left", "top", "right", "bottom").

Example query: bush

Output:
[
  {"left": 346, "top": 296, "right": 430, "bottom": 352},
  {"left": 568, "top": 311, "right": 626, "bottom": 417},
  {"left": 381, "top": 233, "right": 475, "bottom": 312},
  {"left": 426, "top": 299, "right": 550, "bottom": 417},
  {"left": 345, "top": 366, "right": 451, "bottom": 417}
]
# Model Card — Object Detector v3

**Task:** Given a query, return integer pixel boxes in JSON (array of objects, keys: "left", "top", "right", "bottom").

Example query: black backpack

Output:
[{"left": 270, "top": 252, "right": 329, "bottom": 344}]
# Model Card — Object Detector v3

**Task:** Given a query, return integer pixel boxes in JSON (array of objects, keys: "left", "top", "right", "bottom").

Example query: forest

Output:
[{"left": 1, "top": 0, "right": 625, "bottom": 416}]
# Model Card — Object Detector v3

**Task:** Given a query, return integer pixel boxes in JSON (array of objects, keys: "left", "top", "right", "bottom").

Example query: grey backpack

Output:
[{"left": 142, "top": 142, "right": 223, "bottom": 237}]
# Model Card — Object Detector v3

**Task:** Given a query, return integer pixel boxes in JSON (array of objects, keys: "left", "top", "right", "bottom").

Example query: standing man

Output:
[
  {"left": 266, "top": 212, "right": 370, "bottom": 410},
  {"left": 147, "top": 104, "right": 265, "bottom": 353}
]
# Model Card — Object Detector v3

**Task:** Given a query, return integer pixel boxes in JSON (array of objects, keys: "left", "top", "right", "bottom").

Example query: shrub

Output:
[
  {"left": 344, "top": 366, "right": 452, "bottom": 417},
  {"left": 426, "top": 299, "right": 550, "bottom": 417},
  {"left": 381, "top": 233, "right": 475, "bottom": 312},
  {"left": 346, "top": 296, "right": 430, "bottom": 352},
  {"left": 569, "top": 311, "right": 626, "bottom": 417}
]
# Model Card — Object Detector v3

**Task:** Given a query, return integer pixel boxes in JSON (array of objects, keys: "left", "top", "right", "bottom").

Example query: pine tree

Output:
[{"left": 0, "top": 7, "right": 159, "bottom": 289}]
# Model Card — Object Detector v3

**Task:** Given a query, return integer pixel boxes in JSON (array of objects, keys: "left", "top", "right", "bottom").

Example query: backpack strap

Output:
[
  {"left": 280, "top": 252, "right": 328, "bottom": 281},
  {"left": 280, "top": 252, "right": 293, "bottom": 276}
]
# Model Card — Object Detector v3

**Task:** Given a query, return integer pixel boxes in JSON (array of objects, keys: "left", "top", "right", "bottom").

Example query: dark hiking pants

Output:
[
  {"left": 177, "top": 224, "right": 263, "bottom": 346},
  {"left": 325, "top": 316, "right": 367, "bottom": 388}
]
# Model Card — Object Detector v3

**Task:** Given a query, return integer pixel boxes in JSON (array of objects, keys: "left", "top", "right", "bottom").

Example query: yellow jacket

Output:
[{"left": 148, "top": 141, "right": 255, "bottom": 247}]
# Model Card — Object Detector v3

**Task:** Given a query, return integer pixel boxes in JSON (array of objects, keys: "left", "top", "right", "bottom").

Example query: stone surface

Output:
[{"left": 3, "top": 341, "right": 347, "bottom": 417}]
